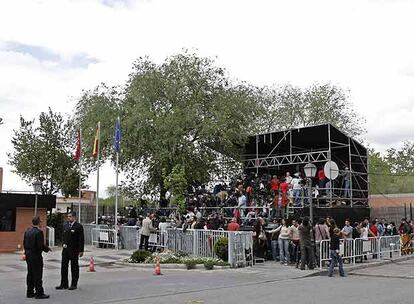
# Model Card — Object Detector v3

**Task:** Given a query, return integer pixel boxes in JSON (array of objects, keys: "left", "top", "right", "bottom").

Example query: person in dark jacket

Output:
[
  {"left": 328, "top": 228, "right": 345, "bottom": 277},
  {"left": 56, "top": 211, "right": 84, "bottom": 290},
  {"left": 23, "top": 216, "right": 51, "bottom": 299},
  {"left": 298, "top": 217, "right": 314, "bottom": 270}
]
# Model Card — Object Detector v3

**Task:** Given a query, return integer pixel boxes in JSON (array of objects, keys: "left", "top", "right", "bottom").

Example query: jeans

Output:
[
  {"left": 300, "top": 245, "right": 314, "bottom": 270},
  {"left": 139, "top": 234, "right": 150, "bottom": 251},
  {"left": 328, "top": 250, "right": 345, "bottom": 276},
  {"left": 278, "top": 239, "right": 290, "bottom": 264},
  {"left": 343, "top": 180, "right": 351, "bottom": 198},
  {"left": 271, "top": 240, "right": 279, "bottom": 261},
  {"left": 290, "top": 240, "right": 300, "bottom": 264},
  {"left": 293, "top": 189, "right": 301, "bottom": 206}
]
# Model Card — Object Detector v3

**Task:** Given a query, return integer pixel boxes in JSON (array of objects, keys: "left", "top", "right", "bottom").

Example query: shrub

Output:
[
  {"left": 204, "top": 260, "right": 214, "bottom": 270},
  {"left": 213, "top": 237, "right": 228, "bottom": 261},
  {"left": 175, "top": 251, "right": 190, "bottom": 258},
  {"left": 130, "top": 250, "right": 152, "bottom": 263},
  {"left": 214, "top": 260, "right": 230, "bottom": 267},
  {"left": 47, "top": 213, "right": 65, "bottom": 244},
  {"left": 184, "top": 259, "right": 197, "bottom": 270},
  {"left": 144, "top": 251, "right": 183, "bottom": 264}
]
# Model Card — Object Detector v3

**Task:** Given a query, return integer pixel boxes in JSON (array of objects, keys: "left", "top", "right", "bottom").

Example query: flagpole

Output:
[
  {"left": 96, "top": 121, "right": 101, "bottom": 227},
  {"left": 115, "top": 149, "right": 119, "bottom": 250},
  {"left": 114, "top": 116, "right": 120, "bottom": 250},
  {"left": 78, "top": 128, "right": 82, "bottom": 224}
]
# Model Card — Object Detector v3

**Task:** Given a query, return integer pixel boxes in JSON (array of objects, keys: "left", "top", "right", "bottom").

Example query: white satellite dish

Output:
[{"left": 324, "top": 161, "right": 339, "bottom": 180}]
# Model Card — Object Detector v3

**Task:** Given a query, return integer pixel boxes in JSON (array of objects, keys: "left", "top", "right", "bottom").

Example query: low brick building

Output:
[
  {"left": 369, "top": 193, "right": 414, "bottom": 223},
  {"left": 0, "top": 193, "right": 56, "bottom": 252}
]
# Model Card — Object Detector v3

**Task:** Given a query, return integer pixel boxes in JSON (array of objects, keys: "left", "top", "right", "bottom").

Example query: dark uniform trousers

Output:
[
  {"left": 60, "top": 221, "right": 84, "bottom": 288},
  {"left": 61, "top": 248, "right": 80, "bottom": 287},
  {"left": 26, "top": 252, "right": 44, "bottom": 296}
]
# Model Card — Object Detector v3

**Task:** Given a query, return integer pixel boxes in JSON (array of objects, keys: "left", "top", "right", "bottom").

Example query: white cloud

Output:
[{"left": 1, "top": 0, "right": 414, "bottom": 194}]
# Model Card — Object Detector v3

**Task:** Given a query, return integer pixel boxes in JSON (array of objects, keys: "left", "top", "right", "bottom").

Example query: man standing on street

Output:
[
  {"left": 56, "top": 211, "right": 84, "bottom": 291},
  {"left": 23, "top": 216, "right": 51, "bottom": 299},
  {"left": 140, "top": 213, "right": 155, "bottom": 251}
]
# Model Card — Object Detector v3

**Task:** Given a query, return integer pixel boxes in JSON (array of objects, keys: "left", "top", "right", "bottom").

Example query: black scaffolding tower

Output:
[{"left": 243, "top": 124, "right": 369, "bottom": 217}]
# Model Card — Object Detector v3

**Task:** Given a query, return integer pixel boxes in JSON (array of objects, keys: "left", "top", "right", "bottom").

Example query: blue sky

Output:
[{"left": 2, "top": 41, "right": 99, "bottom": 69}]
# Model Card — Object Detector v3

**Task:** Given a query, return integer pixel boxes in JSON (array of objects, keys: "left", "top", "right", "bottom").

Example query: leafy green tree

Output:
[
  {"left": 8, "top": 108, "right": 82, "bottom": 196},
  {"left": 256, "top": 84, "right": 365, "bottom": 138},
  {"left": 369, "top": 143, "right": 414, "bottom": 194},
  {"left": 368, "top": 149, "right": 393, "bottom": 194},
  {"left": 386, "top": 142, "right": 414, "bottom": 175},
  {"left": 74, "top": 52, "right": 258, "bottom": 200},
  {"left": 164, "top": 164, "right": 187, "bottom": 212}
]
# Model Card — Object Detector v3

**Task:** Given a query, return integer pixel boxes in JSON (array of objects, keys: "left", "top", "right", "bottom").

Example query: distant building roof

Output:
[
  {"left": 56, "top": 190, "right": 96, "bottom": 206},
  {"left": 369, "top": 193, "right": 414, "bottom": 208}
]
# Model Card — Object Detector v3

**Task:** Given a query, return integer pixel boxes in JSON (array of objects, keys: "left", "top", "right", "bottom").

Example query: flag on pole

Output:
[
  {"left": 75, "top": 129, "right": 81, "bottom": 161},
  {"left": 92, "top": 125, "right": 99, "bottom": 158},
  {"left": 113, "top": 117, "right": 121, "bottom": 153}
]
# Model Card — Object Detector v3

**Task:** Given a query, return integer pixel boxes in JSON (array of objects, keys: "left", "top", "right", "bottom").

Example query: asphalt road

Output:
[{"left": 1, "top": 258, "right": 414, "bottom": 304}]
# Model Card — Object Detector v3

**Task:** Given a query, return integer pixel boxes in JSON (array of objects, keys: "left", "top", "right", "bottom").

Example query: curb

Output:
[
  {"left": 115, "top": 261, "right": 230, "bottom": 270},
  {"left": 310, "top": 254, "right": 414, "bottom": 277}
]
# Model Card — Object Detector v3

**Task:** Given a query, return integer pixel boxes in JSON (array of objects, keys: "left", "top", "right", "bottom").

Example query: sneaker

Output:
[
  {"left": 284, "top": 263, "right": 288, "bottom": 266},
  {"left": 26, "top": 293, "right": 35, "bottom": 298}
]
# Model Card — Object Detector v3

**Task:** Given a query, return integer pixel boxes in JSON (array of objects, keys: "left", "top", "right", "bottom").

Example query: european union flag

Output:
[{"left": 113, "top": 117, "right": 121, "bottom": 153}]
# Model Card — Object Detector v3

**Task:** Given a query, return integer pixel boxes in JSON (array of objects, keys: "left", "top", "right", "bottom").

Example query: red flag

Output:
[
  {"left": 92, "top": 126, "right": 99, "bottom": 159},
  {"left": 75, "top": 129, "right": 81, "bottom": 161}
]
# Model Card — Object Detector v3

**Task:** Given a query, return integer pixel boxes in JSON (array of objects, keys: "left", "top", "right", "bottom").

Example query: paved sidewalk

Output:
[{"left": 0, "top": 245, "right": 135, "bottom": 274}]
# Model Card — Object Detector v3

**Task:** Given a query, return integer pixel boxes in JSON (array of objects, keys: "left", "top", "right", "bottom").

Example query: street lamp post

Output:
[
  {"left": 303, "top": 163, "right": 317, "bottom": 224},
  {"left": 32, "top": 181, "right": 42, "bottom": 216}
]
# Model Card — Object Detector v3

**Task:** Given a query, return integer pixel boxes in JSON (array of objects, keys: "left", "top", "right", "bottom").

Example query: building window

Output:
[{"left": 0, "top": 209, "right": 16, "bottom": 231}]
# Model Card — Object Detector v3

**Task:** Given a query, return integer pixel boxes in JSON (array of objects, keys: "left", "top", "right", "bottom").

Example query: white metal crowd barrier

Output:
[
  {"left": 91, "top": 228, "right": 117, "bottom": 248},
  {"left": 319, "top": 235, "right": 402, "bottom": 269},
  {"left": 165, "top": 228, "right": 254, "bottom": 267},
  {"left": 46, "top": 226, "right": 55, "bottom": 247},
  {"left": 137, "top": 230, "right": 167, "bottom": 250}
]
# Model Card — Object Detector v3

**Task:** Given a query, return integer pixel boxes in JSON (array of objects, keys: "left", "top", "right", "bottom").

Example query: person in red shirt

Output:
[
  {"left": 318, "top": 168, "right": 327, "bottom": 195},
  {"left": 271, "top": 175, "right": 280, "bottom": 195},
  {"left": 279, "top": 179, "right": 289, "bottom": 207},
  {"left": 369, "top": 220, "right": 378, "bottom": 237},
  {"left": 227, "top": 217, "right": 240, "bottom": 231}
]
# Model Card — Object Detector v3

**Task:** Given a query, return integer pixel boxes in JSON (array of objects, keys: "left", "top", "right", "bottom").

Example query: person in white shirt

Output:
[
  {"left": 360, "top": 222, "right": 369, "bottom": 240},
  {"left": 291, "top": 173, "right": 302, "bottom": 207},
  {"left": 237, "top": 191, "right": 247, "bottom": 218}
]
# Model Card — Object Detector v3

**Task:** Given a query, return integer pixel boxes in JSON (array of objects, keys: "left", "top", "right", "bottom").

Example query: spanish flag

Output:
[
  {"left": 75, "top": 128, "right": 81, "bottom": 161},
  {"left": 92, "top": 123, "right": 100, "bottom": 159}
]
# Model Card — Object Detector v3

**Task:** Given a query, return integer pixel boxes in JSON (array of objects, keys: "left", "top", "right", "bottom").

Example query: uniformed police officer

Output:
[
  {"left": 23, "top": 216, "right": 51, "bottom": 299},
  {"left": 56, "top": 211, "right": 84, "bottom": 290}
]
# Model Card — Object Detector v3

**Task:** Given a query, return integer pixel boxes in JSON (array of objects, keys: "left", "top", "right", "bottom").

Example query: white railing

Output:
[
  {"left": 165, "top": 228, "right": 253, "bottom": 267},
  {"left": 378, "top": 235, "right": 401, "bottom": 259},
  {"left": 319, "top": 235, "right": 402, "bottom": 269},
  {"left": 138, "top": 230, "right": 167, "bottom": 250},
  {"left": 91, "top": 228, "right": 117, "bottom": 248},
  {"left": 46, "top": 226, "right": 55, "bottom": 247}
]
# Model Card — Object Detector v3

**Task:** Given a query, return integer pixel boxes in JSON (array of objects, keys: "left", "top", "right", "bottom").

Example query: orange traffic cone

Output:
[
  {"left": 154, "top": 257, "right": 162, "bottom": 275},
  {"left": 21, "top": 254, "right": 26, "bottom": 261},
  {"left": 88, "top": 256, "right": 96, "bottom": 272}
]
